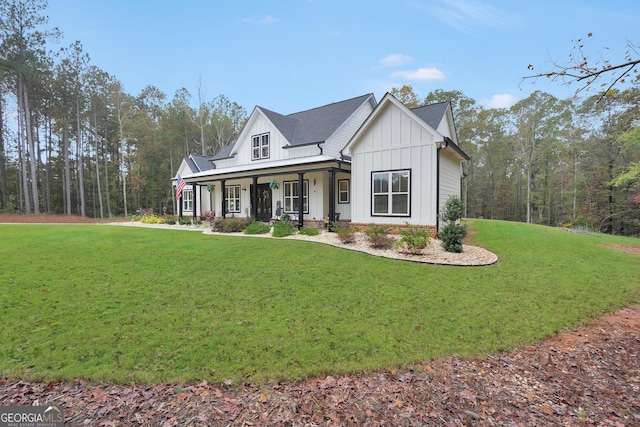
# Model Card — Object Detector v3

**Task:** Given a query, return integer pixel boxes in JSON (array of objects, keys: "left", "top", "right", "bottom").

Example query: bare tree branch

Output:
[{"left": 521, "top": 35, "right": 639, "bottom": 102}]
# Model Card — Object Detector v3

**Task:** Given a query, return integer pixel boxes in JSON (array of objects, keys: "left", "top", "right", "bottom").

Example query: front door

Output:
[{"left": 253, "top": 183, "right": 272, "bottom": 222}]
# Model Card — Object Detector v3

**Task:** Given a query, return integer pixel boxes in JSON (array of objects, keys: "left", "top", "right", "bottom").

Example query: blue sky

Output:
[{"left": 46, "top": 0, "right": 639, "bottom": 114}]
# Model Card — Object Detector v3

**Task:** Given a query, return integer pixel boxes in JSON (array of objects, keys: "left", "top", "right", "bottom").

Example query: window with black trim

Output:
[
  {"left": 283, "top": 180, "right": 309, "bottom": 213},
  {"left": 372, "top": 170, "right": 410, "bottom": 216},
  {"left": 251, "top": 133, "right": 270, "bottom": 160},
  {"left": 225, "top": 185, "right": 241, "bottom": 212},
  {"left": 182, "top": 188, "right": 193, "bottom": 211},
  {"left": 338, "top": 179, "right": 349, "bottom": 204}
]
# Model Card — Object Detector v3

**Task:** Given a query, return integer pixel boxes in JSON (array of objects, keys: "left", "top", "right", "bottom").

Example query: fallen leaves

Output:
[{"left": 1, "top": 305, "right": 639, "bottom": 426}]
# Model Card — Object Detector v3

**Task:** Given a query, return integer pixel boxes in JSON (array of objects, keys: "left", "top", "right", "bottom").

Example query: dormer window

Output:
[{"left": 252, "top": 133, "right": 270, "bottom": 160}]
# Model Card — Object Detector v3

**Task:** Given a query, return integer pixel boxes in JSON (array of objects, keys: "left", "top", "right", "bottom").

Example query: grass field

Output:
[{"left": 1, "top": 219, "right": 638, "bottom": 384}]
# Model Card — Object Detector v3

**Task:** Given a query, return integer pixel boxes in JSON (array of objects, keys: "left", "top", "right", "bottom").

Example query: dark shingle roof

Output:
[
  {"left": 262, "top": 94, "right": 373, "bottom": 146},
  {"left": 410, "top": 101, "right": 449, "bottom": 130},
  {"left": 190, "top": 154, "right": 214, "bottom": 171},
  {"left": 210, "top": 142, "right": 234, "bottom": 161}
]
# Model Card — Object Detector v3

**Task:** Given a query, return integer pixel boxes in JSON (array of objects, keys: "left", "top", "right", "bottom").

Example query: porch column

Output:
[
  {"left": 328, "top": 169, "right": 336, "bottom": 224},
  {"left": 192, "top": 183, "right": 197, "bottom": 221},
  {"left": 251, "top": 176, "right": 258, "bottom": 219},
  {"left": 298, "top": 172, "right": 304, "bottom": 228},
  {"left": 220, "top": 179, "right": 226, "bottom": 218}
]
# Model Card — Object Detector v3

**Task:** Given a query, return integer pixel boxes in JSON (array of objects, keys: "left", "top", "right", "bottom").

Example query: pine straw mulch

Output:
[
  {"left": 2, "top": 214, "right": 639, "bottom": 425},
  {"left": 0, "top": 307, "right": 637, "bottom": 426}
]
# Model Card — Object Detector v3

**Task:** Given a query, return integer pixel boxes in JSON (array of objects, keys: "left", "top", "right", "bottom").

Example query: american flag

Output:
[{"left": 175, "top": 175, "right": 186, "bottom": 200}]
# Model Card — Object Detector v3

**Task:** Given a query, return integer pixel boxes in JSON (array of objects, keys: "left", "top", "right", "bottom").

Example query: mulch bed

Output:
[{"left": 2, "top": 214, "right": 639, "bottom": 425}]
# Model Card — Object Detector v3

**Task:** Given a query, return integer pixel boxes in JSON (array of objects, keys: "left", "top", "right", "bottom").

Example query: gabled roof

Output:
[
  {"left": 262, "top": 93, "right": 374, "bottom": 147},
  {"left": 344, "top": 93, "right": 469, "bottom": 161},
  {"left": 185, "top": 154, "right": 214, "bottom": 172},
  {"left": 210, "top": 142, "right": 234, "bottom": 161},
  {"left": 410, "top": 101, "right": 449, "bottom": 130}
]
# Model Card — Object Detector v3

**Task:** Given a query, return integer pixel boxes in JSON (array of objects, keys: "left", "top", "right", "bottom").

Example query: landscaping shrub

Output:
[
  {"left": 299, "top": 226, "right": 320, "bottom": 236},
  {"left": 440, "top": 196, "right": 467, "bottom": 253},
  {"left": 365, "top": 224, "right": 395, "bottom": 249},
  {"left": 396, "top": 223, "right": 430, "bottom": 254},
  {"left": 164, "top": 219, "right": 176, "bottom": 225},
  {"left": 272, "top": 220, "right": 296, "bottom": 237},
  {"left": 211, "top": 217, "right": 250, "bottom": 232},
  {"left": 141, "top": 214, "right": 166, "bottom": 224},
  {"left": 332, "top": 222, "right": 356, "bottom": 244},
  {"left": 440, "top": 224, "right": 467, "bottom": 253},
  {"left": 244, "top": 221, "right": 271, "bottom": 235},
  {"left": 223, "top": 218, "right": 249, "bottom": 232}
]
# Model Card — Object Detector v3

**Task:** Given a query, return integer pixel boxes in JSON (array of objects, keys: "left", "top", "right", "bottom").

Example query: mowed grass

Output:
[{"left": 0, "top": 220, "right": 638, "bottom": 384}]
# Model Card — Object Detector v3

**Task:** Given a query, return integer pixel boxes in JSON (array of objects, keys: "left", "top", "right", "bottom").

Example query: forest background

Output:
[{"left": 1, "top": 0, "right": 639, "bottom": 235}]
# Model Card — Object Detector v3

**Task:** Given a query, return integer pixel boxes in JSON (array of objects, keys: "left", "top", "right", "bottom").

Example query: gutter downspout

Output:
[{"left": 435, "top": 138, "right": 449, "bottom": 235}]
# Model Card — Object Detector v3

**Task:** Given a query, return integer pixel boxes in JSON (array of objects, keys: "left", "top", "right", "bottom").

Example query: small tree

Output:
[{"left": 440, "top": 196, "right": 467, "bottom": 253}]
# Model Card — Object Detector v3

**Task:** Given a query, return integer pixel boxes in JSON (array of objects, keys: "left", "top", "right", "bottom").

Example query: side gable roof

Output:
[
  {"left": 281, "top": 94, "right": 374, "bottom": 146},
  {"left": 177, "top": 154, "right": 215, "bottom": 176},
  {"left": 210, "top": 142, "right": 235, "bottom": 161},
  {"left": 189, "top": 154, "right": 215, "bottom": 172},
  {"left": 238, "top": 94, "right": 375, "bottom": 152},
  {"left": 410, "top": 101, "right": 449, "bottom": 130}
]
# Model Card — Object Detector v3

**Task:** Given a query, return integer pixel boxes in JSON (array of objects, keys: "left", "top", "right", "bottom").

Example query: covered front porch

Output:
[{"left": 179, "top": 158, "right": 351, "bottom": 228}]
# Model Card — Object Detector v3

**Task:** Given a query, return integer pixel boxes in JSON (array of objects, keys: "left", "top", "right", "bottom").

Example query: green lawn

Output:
[{"left": 0, "top": 220, "right": 638, "bottom": 384}]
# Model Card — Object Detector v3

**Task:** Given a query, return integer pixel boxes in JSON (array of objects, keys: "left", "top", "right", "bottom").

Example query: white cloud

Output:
[
  {"left": 390, "top": 67, "right": 446, "bottom": 81},
  {"left": 379, "top": 53, "right": 414, "bottom": 68},
  {"left": 482, "top": 93, "right": 519, "bottom": 109},
  {"left": 414, "top": 0, "right": 520, "bottom": 34}
]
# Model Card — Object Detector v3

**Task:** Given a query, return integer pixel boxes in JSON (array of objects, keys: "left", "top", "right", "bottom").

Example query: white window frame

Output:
[
  {"left": 338, "top": 179, "right": 349, "bottom": 204},
  {"left": 251, "top": 133, "right": 270, "bottom": 160},
  {"left": 371, "top": 170, "right": 410, "bottom": 216},
  {"left": 182, "top": 188, "right": 193, "bottom": 211},
  {"left": 283, "top": 180, "right": 309, "bottom": 214},
  {"left": 225, "top": 185, "right": 241, "bottom": 213}
]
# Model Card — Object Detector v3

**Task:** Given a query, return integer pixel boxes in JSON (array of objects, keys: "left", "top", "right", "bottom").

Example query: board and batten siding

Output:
[
  {"left": 349, "top": 102, "right": 439, "bottom": 226},
  {"left": 232, "top": 112, "right": 290, "bottom": 165},
  {"left": 323, "top": 99, "right": 376, "bottom": 158},
  {"left": 439, "top": 149, "right": 463, "bottom": 211}
]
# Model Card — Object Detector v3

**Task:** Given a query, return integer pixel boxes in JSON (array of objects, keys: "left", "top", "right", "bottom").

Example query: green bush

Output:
[
  {"left": 272, "top": 220, "right": 296, "bottom": 237},
  {"left": 2, "top": 202, "right": 18, "bottom": 214},
  {"left": 440, "top": 196, "right": 467, "bottom": 253},
  {"left": 164, "top": 219, "right": 176, "bottom": 225},
  {"left": 332, "top": 222, "right": 356, "bottom": 244},
  {"left": 440, "top": 224, "right": 467, "bottom": 253},
  {"left": 299, "top": 226, "right": 320, "bottom": 236},
  {"left": 244, "top": 221, "right": 271, "bottom": 235},
  {"left": 365, "top": 224, "right": 395, "bottom": 249},
  {"left": 396, "top": 223, "right": 430, "bottom": 254}
]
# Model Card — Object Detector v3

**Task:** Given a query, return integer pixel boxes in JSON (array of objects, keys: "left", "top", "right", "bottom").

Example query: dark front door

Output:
[{"left": 253, "top": 183, "right": 272, "bottom": 222}]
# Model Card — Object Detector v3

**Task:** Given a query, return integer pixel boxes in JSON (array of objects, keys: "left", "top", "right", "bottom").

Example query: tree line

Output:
[
  {"left": 0, "top": 0, "right": 247, "bottom": 218},
  {"left": 391, "top": 83, "right": 640, "bottom": 235},
  {"left": 1, "top": 0, "right": 639, "bottom": 235}
]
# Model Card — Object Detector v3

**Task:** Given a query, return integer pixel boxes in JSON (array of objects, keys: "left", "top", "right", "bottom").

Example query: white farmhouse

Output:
[{"left": 173, "top": 92, "right": 469, "bottom": 234}]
